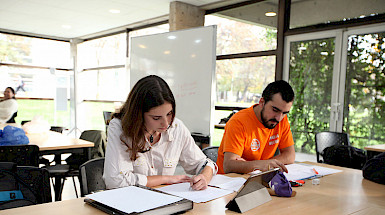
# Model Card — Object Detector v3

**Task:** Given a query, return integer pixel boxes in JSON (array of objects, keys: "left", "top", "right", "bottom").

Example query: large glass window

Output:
[
  {"left": 206, "top": 6, "right": 277, "bottom": 55},
  {"left": 290, "top": 0, "right": 385, "bottom": 29},
  {"left": 216, "top": 57, "right": 275, "bottom": 107},
  {"left": 78, "top": 68, "right": 127, "bottom": 101},
  {"left": 0, "top": 65, "right": 71, "bottom": 127},
  {"left": 0, "top": 33, "right": 70, "bottom": 68},
  {"left": 343, "top": 31, "right": 385, "bottom": 148},
  {"left": 288, "top": 38, "right": 335, "bottom": 153},
  {"left": 78, "top": 33, "right": 126, "bottom": 69}
]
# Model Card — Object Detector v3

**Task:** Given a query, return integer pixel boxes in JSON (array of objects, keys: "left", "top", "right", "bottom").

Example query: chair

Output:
[
  {"left": 6, "top": 111, "right": 18, "bottom": 123},
  {"left": 103, "top": 111, "right": 112, "bottom": 125},
  {"left": 40, "top": 126, "right": 65, "bottom": 166},
  {"left": 66, "top": 130, "right": 107, "bottom": 170},
  {"left": 21, "top": 120, "right": 30, "bottom": 126},
  {"left": 16, "top": 165, "right": 52, "bottom": 204},
  {"left": 0, "top": 145, "right": 40, "bottom": 167},
  {"left": 103, "top": 111, "right": 112, "bottom": 134},
  {"left": 315, "top": 131, "right": 351, "bottom": 163},
  {"left": 56, "top": 130, "right": 106, "bottom": 199},
  {"left": 79, "top": 157, "right": 105, "bottom": 197},
  {"left": 202, "top": 146, "right": 219, "bottom": 162},
  {"left": 0, "top": 162, "right": 51, "bottom": 210},
  {"left": 50, "top": 126, "right": 65, "bottom": 133}
]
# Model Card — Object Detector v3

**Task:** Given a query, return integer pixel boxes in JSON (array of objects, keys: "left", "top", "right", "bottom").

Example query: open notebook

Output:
[{"left": 85, "top": 185, "right": 193, "bottom": 215}]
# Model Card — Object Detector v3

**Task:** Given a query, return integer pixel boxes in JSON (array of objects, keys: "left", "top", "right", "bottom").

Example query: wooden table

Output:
[
  {"left": 365, "top": 144, "right": 385, "bottom": 159},
  {"left": 2, "top": 162, "right": 384, "bottom": 215}
]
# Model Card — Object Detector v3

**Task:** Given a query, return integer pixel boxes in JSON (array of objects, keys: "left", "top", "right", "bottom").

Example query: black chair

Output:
[
  {"left": 66, "top": 130, "right": 107, "bottom": 170},
  {"left": 0, "top": 145, "right": 40, "bottom": 167},
  {"left": 17, "top": 166, "right": 52, "bottom": 204},
  {"left": 0, "top": 162, "right": 51, "bottom": 209},
  {"left": 53, "top": 130, "right": 107, "bottom": 200},
  {"left": 50, "top": 126, "right": 65, "bottom": 133},
  {"left": 79, "top": 157, "right": 105, "bottom": 197},
  {"left": 103, "top": 111, "right": 112, "bottom": 134},
  {"left": 39, "top": 126, "right": 65, "bottom": 167},
  {"left": 6, "top": 111, "right": 18, "bottom": 123},
  {"left": 315, "top": 131, "right": 351, "bottom": 163},
  {"left": 21, "top": 120, "right": 30, "bottom": 126},
  {"left": 202, "top": 146, "right": 219, "bottom": 163},
  {"left": 103, "top": 111, "right": 112, "bottom": 125}
]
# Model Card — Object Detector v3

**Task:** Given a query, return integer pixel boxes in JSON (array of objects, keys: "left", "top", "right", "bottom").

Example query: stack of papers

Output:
[
  {"left": 208, "top": 175, "right": 246, "bottom": 192},
  {"left": 86, "top": 186, "right": 184, "bottom": 214},
  {"left": 283, "top": 163, "right": 342, "bottom": 181},
  {"left": 157, "top": 175, "right": 246, "bottom": 203},
  {"left": 157, "top": 182, "right": 233, "bottom": 203}
]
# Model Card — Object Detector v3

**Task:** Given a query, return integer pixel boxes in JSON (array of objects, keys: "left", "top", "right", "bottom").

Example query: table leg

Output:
[
  {"left": 53, "top": 153, "right": 64, "bottom": 201},
  {"left": 54, "top": 176, "right": 63, "bottom": 201}
]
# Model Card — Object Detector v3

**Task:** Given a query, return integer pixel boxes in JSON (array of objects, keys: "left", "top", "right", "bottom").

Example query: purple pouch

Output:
[{"left": 268, "top": 171, "right": 293, "bottom": 197}]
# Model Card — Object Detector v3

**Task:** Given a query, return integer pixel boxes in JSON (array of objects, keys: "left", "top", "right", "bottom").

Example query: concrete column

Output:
[{"left": 169, "top": 1, "right": 205, "bottom": 31}]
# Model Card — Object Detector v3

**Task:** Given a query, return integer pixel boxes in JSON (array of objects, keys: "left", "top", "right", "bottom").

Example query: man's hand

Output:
[{"left": 255, "top": 159, "right": 288, "bottom": 173}]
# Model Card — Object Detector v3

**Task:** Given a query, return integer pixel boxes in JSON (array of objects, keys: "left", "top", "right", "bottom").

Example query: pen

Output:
[
  {"left": 190, "top": 160, "right": 209, "bottom": 190},
  {"left": 312, "top": 168, "right": 319, "bottom": 175}
]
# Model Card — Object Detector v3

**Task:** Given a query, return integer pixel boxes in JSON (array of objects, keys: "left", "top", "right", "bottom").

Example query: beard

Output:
[{"left": 261, "top": 106, "right": 279, "bottom": 129}]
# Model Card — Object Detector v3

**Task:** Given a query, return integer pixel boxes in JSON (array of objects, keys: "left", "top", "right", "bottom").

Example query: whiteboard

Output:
[{"left": 130, "top": 26, "right": 216, "bottom": 140}]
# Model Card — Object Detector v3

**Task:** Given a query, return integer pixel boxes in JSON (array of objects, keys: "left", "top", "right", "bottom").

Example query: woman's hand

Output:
[
  {"left": 165, "top": 175, "right": 191, "bottom": 185},
  {"left": 190, "top": 174, "right": 209, "bottom": 190}
]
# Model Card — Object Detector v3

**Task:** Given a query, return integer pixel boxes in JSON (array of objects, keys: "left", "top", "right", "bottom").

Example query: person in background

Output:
[
  {"left": 103, "top": 75, "right": 216, "bottom": 190},
  {"left": 216, "top": 80, "right": 296, "bottom": 174},
  {"left": 0, "top": 87, "right": 18, "bottom": 123},
  {"left": 15, "top": 75, "right": 26, "bottom": 93}
]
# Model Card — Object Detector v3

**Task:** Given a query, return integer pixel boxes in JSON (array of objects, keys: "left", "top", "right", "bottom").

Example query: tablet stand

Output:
[{"left": 226, "top": 180, "right": 272, "bottom": 213}]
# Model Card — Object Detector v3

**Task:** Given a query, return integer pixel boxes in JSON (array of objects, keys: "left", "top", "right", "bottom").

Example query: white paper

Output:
[
  {"left": 86, "top": 186, "right": 183, "bottom": 213},
  {"left": 208, "top": 175, "right": 246, "bottom": 192},
  {"left": 283, "top": 163, "right": 342, "bottom": 181},
  {"left": 156, "top": 182, "right": 233, "bottom": 203}
]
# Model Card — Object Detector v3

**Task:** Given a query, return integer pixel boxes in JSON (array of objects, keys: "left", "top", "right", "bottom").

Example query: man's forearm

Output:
[
  {"left": 223, "top": 160, "right": 259, "bottom": 174},
  {"left": 273, "top": 150, "right": 295, "bottom": 164}
]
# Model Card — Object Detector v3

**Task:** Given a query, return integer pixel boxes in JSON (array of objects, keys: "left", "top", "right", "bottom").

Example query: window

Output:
[
  {"left": 78, "top": 33, "right": 126, "bottom": 69},
  {"left": 0, "top": 33, "right": 70, "bottom": 68},
  {"left": 290, "top": 0, "right": 385, "bottom": 29}
]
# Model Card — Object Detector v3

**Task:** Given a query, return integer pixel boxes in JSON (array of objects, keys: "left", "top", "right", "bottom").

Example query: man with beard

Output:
[{"left": 216, "top": 80, "right": 295, "bottom": 174}]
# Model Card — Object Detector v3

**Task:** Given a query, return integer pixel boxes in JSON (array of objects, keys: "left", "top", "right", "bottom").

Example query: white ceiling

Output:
[
  {"left": 0, "top": 0, "right": 242, "bottom": 40},
  {"left": 1, "top": 0, "right": 384, "bottom": 41}
]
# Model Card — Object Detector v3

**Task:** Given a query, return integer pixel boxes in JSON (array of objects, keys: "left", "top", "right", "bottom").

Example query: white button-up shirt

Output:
[{"left": 103, "top": 117, "right": 216, "bottom": 189}]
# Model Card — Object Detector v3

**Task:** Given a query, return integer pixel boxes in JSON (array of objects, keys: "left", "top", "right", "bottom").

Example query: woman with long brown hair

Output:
[{"left": 103, "top": 75, "right": 216, "bottom": 190}]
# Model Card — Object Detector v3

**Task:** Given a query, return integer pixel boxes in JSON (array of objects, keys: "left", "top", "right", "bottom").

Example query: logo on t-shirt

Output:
[
  {"left": 269, "top": 134, "right": 279, "bottom": 146},
  {"left": 251, "top": 139, "right": 260, "bottom": 151}
]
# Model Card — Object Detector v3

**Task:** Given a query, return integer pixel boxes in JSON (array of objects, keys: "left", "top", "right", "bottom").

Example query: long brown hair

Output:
[{"left": 114, "top": 75, "right": 176, "bottom": 160}]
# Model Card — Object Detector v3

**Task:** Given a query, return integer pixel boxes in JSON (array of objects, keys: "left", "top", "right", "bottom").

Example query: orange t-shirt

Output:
[{"left": 216, "top": 105, "right": 294, "bottom": 174}]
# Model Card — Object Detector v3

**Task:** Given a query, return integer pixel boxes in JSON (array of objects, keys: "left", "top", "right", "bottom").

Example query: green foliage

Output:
[{"left": 289, "top": 32, "right": 385, "bottom": 153}]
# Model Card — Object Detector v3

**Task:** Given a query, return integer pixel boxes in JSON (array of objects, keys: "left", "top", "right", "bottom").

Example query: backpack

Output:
[
  {"left": 0, "top": 162, "right": 38, "bottom": 210},
  {"left": 362, "top": 152, "right": 385, "bottom": 185},
  {"left": 322, "top": 145, "right": 367, "bottom": 169}
]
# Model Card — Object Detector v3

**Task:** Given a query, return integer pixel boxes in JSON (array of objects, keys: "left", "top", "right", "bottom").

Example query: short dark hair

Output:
[{"left": 262, "top": 80, "right": 294, "bottom": 103}]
